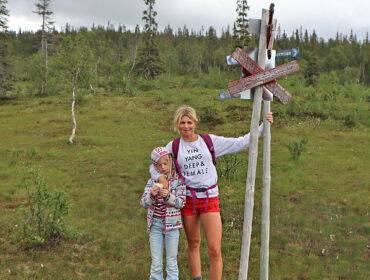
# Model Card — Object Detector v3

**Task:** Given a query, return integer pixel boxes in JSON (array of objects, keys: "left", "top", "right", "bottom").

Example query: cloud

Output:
[{"left": 6, "top": 0, "right": 370, "bottom": 40}]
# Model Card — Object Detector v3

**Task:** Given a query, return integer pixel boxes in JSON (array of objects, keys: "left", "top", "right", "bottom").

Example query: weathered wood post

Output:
[
  {"left": 221, "top": 6, "right": 299, "bottom": 279},
  {"left": 238, "top": 8, "right": 269, "bottom": 280},
  {"left": 261, "top": 100, "right": 271, "bottom": 279},
  {"left": 261, "top": 4, "right": 274, "bottom": 279}
]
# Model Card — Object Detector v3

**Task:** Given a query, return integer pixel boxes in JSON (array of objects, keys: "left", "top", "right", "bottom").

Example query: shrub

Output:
[
  {"left": 199, "top": 104, "right": 224, "bottom": 125},
  {"left": 283, "top": 137, "right": 309, "bottom": 161},
  {"left": 19, "top": 168, "right": 81, "bottom": 248},
  {"left": 344, "top": 111, "right": 359, "bottom": 127},
  {"left": 286, "top": 99, "right": 303, "bottom": 117},
  {"left": 217, "top": 154, "right": 242, "bottom": 180},
  {"left": 138, "top": 79, "right": 156, "bottom": 91},
  {"left": 306, "top": 101, "right": 330, "bottom": 120}
]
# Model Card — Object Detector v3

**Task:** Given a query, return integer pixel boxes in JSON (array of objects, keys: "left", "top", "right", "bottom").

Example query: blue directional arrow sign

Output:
[
  {"left": 226, "top": 47, "right": 298, "bottom": 67},
  {"left": 275, "top": 47, "right": 299, "bottom": 59},
  {"left": 226, "top": 55, "right": 239, "bottom": 66},
  {"left": 219, "top": 90, "right": 240, "bottom": 100}
]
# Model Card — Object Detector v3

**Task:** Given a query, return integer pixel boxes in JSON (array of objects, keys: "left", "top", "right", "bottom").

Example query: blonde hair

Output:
[
  {"left": 173, "top": 106, "right": 198, "bottom": 133},
  {"left": 157, "top": 154, "right": 177, "bottom": 186}
]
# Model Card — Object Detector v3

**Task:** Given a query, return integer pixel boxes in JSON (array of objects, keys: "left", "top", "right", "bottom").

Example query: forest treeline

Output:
[
  {"left": 0, "top": 0, "right": 369, "bottom": 97},
  {"left": 2, "top": 23, "right": 368, "bottom": 96}
]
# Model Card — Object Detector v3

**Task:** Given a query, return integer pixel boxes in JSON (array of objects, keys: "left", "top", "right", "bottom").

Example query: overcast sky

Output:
[{"left": 7, "top": 0, "right": 370, "bottom": 41}]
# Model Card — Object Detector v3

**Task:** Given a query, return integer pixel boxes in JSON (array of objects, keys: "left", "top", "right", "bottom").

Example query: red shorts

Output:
[{"left": 181, "top": 196, "right": 220, "bottom": 216}]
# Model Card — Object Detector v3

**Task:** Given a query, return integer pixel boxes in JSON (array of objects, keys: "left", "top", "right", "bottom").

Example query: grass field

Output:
[{"left": 0, "top": 75, "right": 369, "bottom": 279}]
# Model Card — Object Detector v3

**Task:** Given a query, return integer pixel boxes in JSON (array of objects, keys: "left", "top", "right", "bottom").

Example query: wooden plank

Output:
[
  {"left": 238, "top": 8, "right": 269, "bottom": 280},
  {"left": 232, "top": 47, "right": 264, "bottom": 75},
  {"left": 264, "top": 81, "right": 292, "bottom": 104},
  {"left": 267, "top": 19, "right": 277, "bottom": 50},
  {"left": 230, "top": 47, "right": 294, "bottom": 104},
  {"left": 228, "top": 60, "right": 299, "bottom": 95}
]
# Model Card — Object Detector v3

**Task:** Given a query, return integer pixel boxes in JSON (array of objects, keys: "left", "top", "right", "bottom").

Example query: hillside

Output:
[{"left": 0, "top": 74, "right": 369, "bottom": 279}]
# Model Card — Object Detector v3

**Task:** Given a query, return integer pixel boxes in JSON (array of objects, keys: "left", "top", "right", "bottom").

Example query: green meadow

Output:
[{"left": 0, "top": 74, "right": 369, "bottom": 279}]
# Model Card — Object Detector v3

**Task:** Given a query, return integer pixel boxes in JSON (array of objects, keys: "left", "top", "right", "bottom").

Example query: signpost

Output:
[
  {"left": 219, "top": 90, "right": 240, "bottom": 100},
  {"left": 238, "top": 8, "right": 269, "bottom": 280},
  {"left": 228, "top": 47, "right": 299, "bottom": 104},
  {"left": 226, "top": 47, "right": 299, "bottom": 66},
  {"left": 261, "top": 5, "right": 275, "bottom": 279},
  {"left": 218, "top": 4, "right": 300, "bottom": 280},
  {"left": 226, "top": 55, "right": 239, "bottom": 66},
  {"left": 219, "top": 4, "right": 299, "bottom": 279},
  {"left": 228, "top": 58, "right": 299, "bottom": 96},
  {"left": 224, "top": 48, "right": 275, "bottom": 101}
]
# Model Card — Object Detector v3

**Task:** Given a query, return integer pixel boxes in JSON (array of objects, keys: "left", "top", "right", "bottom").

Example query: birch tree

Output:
[
  {"left": 34, "top": 0, "right": 54, "bottom": 95},
  {"left": 54, "top": 34, "right": 93, "bottom": 143}
]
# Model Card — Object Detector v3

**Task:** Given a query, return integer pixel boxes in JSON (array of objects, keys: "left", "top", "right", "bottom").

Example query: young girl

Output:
[{"left": 140, "top": 147, "right": 186, "bottom": 280}]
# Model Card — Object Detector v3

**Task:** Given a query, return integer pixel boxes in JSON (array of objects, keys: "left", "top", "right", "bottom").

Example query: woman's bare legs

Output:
[
  {"left": 183, "top": 212, "right": 223, "bottom": 280},
  {"left": 201, "top": 212, "right": 223, "bottom": 280},
  {"left": 183, "top": 215, "right": 202, "bottom": 277}
]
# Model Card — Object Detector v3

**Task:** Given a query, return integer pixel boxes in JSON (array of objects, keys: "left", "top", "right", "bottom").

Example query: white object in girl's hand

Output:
[{"left": 153, "top": 183, "right": 163, "bottom": 189}]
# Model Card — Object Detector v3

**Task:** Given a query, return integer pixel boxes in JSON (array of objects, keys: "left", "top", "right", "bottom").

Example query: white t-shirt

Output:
[{"left": 150, "top": 124, "right": 264, "bottom": 198}]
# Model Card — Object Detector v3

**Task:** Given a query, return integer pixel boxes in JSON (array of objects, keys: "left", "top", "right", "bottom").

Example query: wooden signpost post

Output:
[
  {"left": 261, "top": 5, "right": 275, "bottom": 280},
  {"left": 238, "top": 8, "right": 269, "bottom": 280},
  {"left": 218, "top": 4, "right": 300, "bottom": 280}
]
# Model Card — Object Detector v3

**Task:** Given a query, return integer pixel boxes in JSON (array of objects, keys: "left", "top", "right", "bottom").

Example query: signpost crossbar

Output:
[
  {"left": 229, "top": 47, "right": 297, "bottom": 104},
  {"left": 228, "top": 60, "right": 299, "bottom": 95}
]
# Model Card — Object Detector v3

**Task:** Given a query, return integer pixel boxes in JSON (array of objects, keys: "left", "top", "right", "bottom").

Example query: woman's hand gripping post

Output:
[{"left": 266, "top": 112, "right": 273, "bottom": 124}]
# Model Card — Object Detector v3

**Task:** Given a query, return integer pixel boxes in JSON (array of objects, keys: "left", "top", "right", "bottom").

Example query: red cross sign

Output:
[{"left": 228, "top": 47, "right": 300, "bottom": 104}]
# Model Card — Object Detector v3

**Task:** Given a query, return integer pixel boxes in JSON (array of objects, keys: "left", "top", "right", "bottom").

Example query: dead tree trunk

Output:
[
  {"left": 40, "top": 15, "right": 47, "bottom": 95},
  {"left": 69, "top": 69, "right": 80, "bottom": 144}
]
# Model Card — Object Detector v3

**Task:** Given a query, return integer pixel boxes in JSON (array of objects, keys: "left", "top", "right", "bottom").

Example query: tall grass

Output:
[{"left": 0, "top": 73, "right": 369, "bottom": 279}]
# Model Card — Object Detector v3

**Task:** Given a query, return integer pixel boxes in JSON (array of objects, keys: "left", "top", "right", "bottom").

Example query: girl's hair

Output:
[
  {"left": 159, "top": 154, "right": 177, "bottom": 181},
  {"left": 173, "top": 106, "right": 198, "bottom": 133}
]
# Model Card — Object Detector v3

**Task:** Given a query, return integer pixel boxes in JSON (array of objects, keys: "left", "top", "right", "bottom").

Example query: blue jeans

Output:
[{"left": 149, "top": 218, "right": 179, "bottom": 280}]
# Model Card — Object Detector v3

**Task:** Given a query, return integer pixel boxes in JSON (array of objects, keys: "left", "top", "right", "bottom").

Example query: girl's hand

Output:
[
  {"left": 266, "top": 112, "right": 274, "bottom": 124},
  {"left": 151, "top": 186, "right": 159, "bottom": 196},
  {"left": 159, "top": 188, "right": 169, "bottom": 198}
]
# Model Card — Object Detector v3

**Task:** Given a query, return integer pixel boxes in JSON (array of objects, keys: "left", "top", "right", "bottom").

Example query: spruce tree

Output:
[
  {"left": 0, "top": 0, "right": 11, "bottom": 96},
  {"left": 304, "top": 30, "right": 320, "bottom": 86},
  {"left": 361, "top": 32, "right": 370, "bottom": 85},
  {"left": 233, "top": 0, "right": 250, "bottom": 48},
  {"left": 34, "top": 0, "right": 54, "bottom": 95},
  {"left": 135, "top": 0, "right": 165, "bottom": 80},
  {"left": 0, "top": 0, "right": 8, "bottom": 29}
]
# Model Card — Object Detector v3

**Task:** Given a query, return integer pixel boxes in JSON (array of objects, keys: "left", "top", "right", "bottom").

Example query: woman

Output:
[{"left": 150, "top": 106, "right": 273, "bottom": 280}]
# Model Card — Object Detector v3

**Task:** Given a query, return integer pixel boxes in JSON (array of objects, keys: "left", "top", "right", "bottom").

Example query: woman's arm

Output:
[
  {"left": 211, "top": 123, "right": 264, "bottom": 157},
  {"left": 212, "top": 112, "right": 273, "bottom": 157},
  {"left": 149, "top": 165, "right": 169, "bottom": 190}
]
